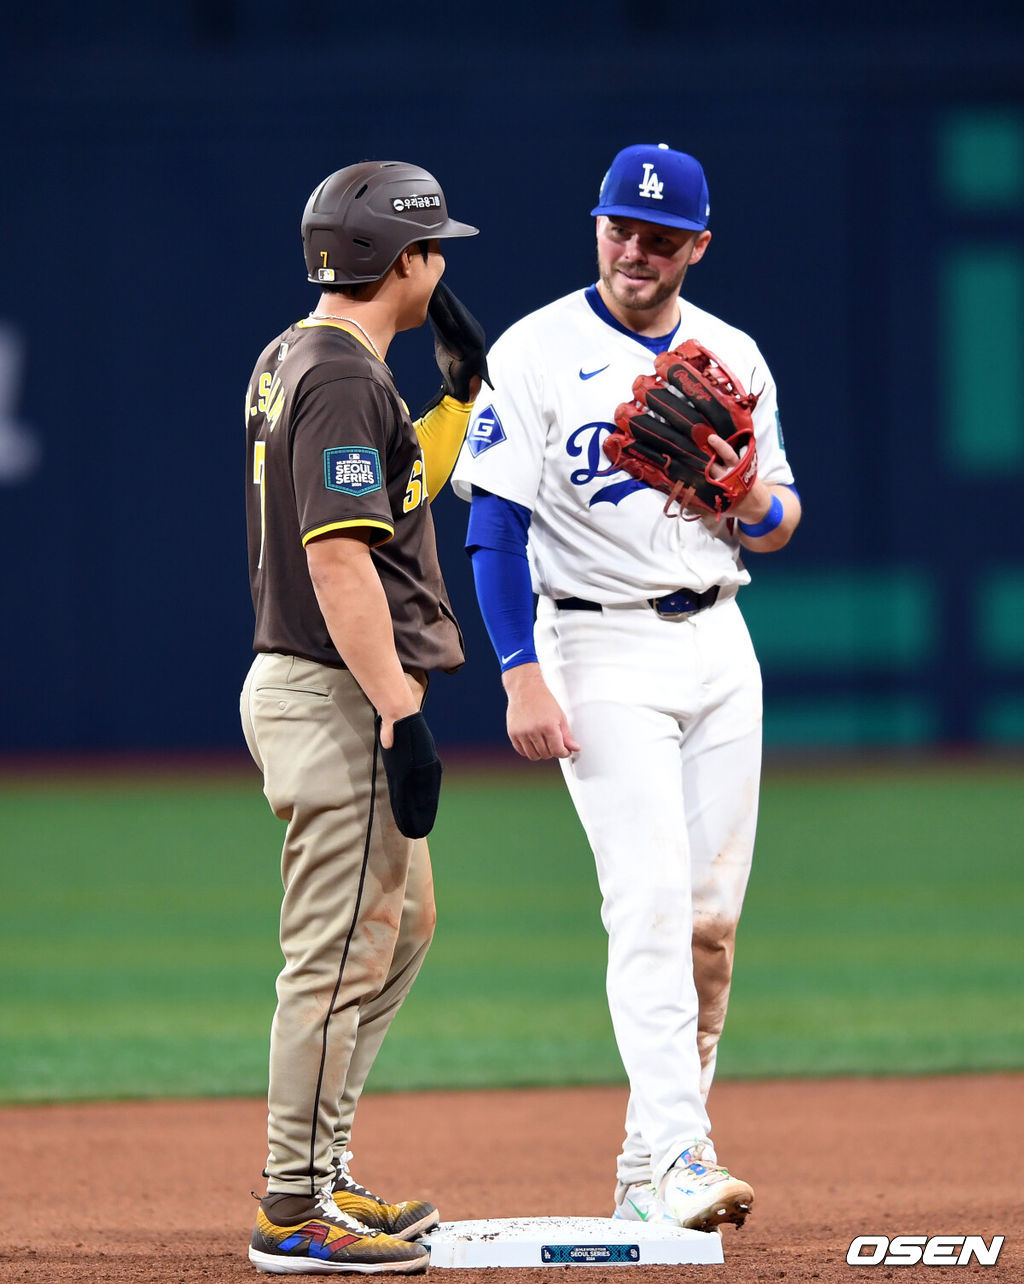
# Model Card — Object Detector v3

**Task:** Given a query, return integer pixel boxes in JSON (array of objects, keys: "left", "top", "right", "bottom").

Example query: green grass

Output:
[
  {"left": 0, "top": 762, "right": 1021, "bottom": 1103},
  {"left": 718, "top": 768, "right": 1024, "bottom": 1077}
]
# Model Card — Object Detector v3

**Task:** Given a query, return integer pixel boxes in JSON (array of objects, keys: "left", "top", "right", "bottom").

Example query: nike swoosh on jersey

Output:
[
  {"left": 579, "top": 365, "right": 610, "bottom": 380},
  {"left": 500, "top": 648, "right": 525, "bottom": 665}
]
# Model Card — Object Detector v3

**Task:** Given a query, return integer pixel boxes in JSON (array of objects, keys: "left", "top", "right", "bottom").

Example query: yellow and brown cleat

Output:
[
  {"left": 331, "top": 1150, "right": 439, "bottom": 1241},
  {"left": 249, "top": 1188, "right": 429, "bottom": 1274}
]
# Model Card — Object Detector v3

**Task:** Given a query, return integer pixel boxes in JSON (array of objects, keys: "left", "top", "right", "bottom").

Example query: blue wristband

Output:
[{"left": 738, "top": 493, "right": 784, "bottom": 537}]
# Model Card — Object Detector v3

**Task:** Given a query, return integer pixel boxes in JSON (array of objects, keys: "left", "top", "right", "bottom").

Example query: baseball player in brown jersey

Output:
[{"left": 240, "top": 161, "right": 486, "bottom": 1276}]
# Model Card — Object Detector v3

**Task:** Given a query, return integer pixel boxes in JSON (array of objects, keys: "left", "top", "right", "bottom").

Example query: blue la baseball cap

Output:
[{"left": 591, "top": 143, "right": 710, "bottom": 231}]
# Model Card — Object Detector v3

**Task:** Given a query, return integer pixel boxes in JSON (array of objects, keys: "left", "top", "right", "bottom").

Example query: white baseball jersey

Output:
[{"left": 452, "top": 288, "right": 795, "bottom": 603}]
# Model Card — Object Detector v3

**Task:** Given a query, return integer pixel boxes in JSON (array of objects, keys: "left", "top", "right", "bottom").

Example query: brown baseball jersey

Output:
[{"left": 244, "top": 320, "right": 465, "bottom": 673}]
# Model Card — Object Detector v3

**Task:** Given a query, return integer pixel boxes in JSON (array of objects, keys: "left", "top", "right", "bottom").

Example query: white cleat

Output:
[
  {"left": 612, "top": 1179, "right": 678, "bottom": 1225},
  {"left": 658, "top": 1141, "right": 754, "bottom": 1232}
]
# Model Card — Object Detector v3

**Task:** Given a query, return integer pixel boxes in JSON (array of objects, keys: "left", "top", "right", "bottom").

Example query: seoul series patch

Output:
[
  {"left": 324, "top": 447, "right": 382, "bottom": 496},
  {"left": 467, "top": 405, "right": 507, "bottom": 457},
  {"left": 541, "top": 1244, "right": 640, "bottom": 1264}
]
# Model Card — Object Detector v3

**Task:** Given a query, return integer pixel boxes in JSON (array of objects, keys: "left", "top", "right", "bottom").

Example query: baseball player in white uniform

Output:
[{"left": 452, "top": 143, "right": 801, "bottom": 1233}]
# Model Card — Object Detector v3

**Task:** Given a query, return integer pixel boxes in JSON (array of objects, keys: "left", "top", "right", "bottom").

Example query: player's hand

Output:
[
  {"left": 705, "top": 432, "right": 738, "bottom": 477},
  {"left": 679, "top": 432, "right": 738, "bottom": 519},
  {"left": 502, "top": 663, "right": 580, "bottom": 761},
  {"left": 377, "top": 691, "right": 423, "bottom": 749},
  {"left": 685, "top": 432, "right": 769, "bottom": 525},
  {"left": 707, "top": 432, "right": 773, "bottom": 525}
]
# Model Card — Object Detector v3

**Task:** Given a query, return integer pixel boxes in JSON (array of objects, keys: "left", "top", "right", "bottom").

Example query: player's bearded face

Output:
[{"left": 596, "top": 217, "right": 695, "bottom": 313}]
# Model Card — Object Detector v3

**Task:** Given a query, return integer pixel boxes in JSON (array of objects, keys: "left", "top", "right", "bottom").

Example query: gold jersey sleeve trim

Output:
[
  {"left": 414, "top": 395, "right": 473, "bottom": 500},
  {"left": 302, "top": 518, "right": 394, "bottom": 548}
]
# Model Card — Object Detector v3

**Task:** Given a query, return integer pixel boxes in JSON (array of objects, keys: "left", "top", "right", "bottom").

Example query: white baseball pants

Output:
[{"left": 534, "top": 595, "right": 762, "bottom": 1187}]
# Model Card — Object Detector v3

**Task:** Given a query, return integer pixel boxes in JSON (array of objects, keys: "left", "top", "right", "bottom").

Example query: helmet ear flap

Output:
[
  {"left": 305, "top": 229, "right": 376, "bottom": 284},
  {"left": 300, "top": 161, "right": 477, "bottom": 286}
]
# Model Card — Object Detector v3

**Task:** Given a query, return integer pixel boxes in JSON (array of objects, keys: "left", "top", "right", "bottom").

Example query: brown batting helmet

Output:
[{"left": 301, "top": 161, "right": 478, "bottom": 285}]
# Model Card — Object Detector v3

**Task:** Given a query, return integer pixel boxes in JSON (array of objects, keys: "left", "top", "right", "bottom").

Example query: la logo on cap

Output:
[
  {"left": 591, "top": 143, "right": 709, "bottom": 231},
  {"left": 638, "top": 163, "right": 664, "bottom": 201}
]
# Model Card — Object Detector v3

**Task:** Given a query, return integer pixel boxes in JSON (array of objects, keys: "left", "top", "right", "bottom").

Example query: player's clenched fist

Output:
[{"left": 502, "top": 663, "right": 580, "bottom": 761}]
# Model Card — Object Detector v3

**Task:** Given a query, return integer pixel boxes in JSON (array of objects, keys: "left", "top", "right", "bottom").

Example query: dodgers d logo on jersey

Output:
[{"left": 567, "top": 422, "right": 645, "bottom": 506}]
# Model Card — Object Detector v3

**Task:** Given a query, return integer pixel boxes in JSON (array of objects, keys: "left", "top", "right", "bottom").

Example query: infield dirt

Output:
[{"left": 0, "top": 1075, "right": 1019, "bottom": 1282}]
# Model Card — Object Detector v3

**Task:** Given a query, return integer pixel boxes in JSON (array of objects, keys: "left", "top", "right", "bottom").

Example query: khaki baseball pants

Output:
[{"left": 241, "top": 652, "right": 435, "bottom": 1197}]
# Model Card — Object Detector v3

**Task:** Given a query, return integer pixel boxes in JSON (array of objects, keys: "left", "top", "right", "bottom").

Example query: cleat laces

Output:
[
  {"left": 315, "top": 1186, "right": 381, "bottom": 1236},
  {"left": 335, "top": 1149, "right": 384, "bottom": 1203}
]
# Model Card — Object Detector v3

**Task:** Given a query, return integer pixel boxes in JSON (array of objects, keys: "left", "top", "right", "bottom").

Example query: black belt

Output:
[{"left": 555, "top": 585, "right": 721, "bottom": 618}]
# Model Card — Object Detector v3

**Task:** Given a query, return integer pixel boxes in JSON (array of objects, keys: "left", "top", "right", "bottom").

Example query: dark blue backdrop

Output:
[{"left": 2, "top": 4, "right": 1022, "bottom": 755}]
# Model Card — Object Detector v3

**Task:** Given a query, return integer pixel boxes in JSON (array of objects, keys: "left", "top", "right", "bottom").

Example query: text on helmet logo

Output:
[
  {"left": 392, "top": 195, "right": 442, "bottom": 212},
  {"left": 638, "top": 163, "right": 664, "bottom": 201}
]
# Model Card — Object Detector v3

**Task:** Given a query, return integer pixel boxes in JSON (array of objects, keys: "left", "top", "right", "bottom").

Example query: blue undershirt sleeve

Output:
[{"left": 466, "top": 490, "right": 538, "bottom": 672}]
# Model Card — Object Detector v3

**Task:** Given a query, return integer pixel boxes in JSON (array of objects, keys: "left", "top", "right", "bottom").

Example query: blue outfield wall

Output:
[{"left": 1, "top": 5, "right": 1022, "bottom": 755}]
